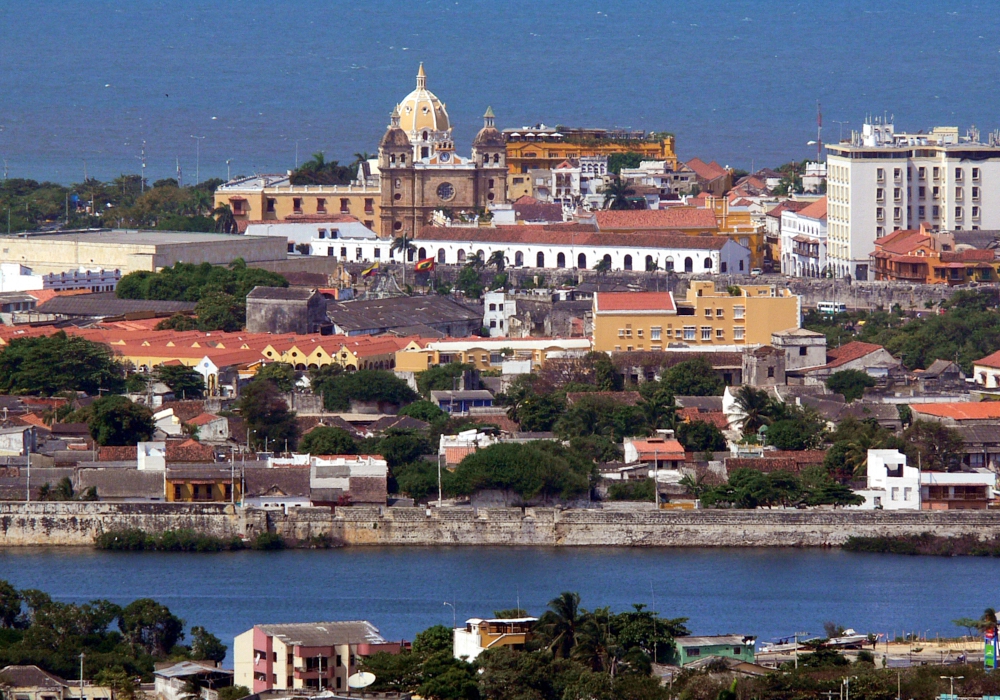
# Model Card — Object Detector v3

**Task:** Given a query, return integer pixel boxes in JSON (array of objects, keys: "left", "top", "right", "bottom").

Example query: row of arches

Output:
[{"left": 426, "top": 247, "right": 708, "bottom": 272}]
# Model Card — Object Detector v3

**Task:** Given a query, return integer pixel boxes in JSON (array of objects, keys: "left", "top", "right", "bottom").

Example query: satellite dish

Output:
[{"left": 348, "top": 672, "right": 376, "bottom": 689}]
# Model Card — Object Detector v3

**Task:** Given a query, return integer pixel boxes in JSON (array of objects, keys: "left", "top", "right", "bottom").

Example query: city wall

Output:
[{"left": 4, "top": 502, "right": 1000, "bottom": 547}]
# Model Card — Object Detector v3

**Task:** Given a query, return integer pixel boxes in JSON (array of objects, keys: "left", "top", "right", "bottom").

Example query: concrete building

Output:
[
  {"left": 0, "top": 230, "right": 287, "bottom": 276},
  {"left": 0, "top": 665, "right": 113, "bottom": 700},
  {"left": 802, "top": 161, "right": 827, "bottom": 193},
  {"left": 827, "top": 119, "right": 1000, "bottom": 280},
  {"left": 623, "top": 435, "right": 685, "bottom": 469},
  {"left": 327, "top": 295, "right": 482, "bottom": 337},
  {"left": 592, "top": 282, "right": 800, "bottom": 353},
  {"left": 780, "top": 197, "right": 828, "bottom": 277},
  {"left": 154, "top": 661, "right": 233, "bottom": 700},
  {"left": 973, "top": 349, "right": 1000, "bottom": 388},
  {"left": 269, "top": 454, "right": 388, "bottom": 506},
  {"left": 910, "top": 402, "right": 1000, "bottom": 426},
  {"left": 453, "top": 617, "right": 536, "bottom": 661},
  {"left": 234, "top": 622, "right": 403, "bottom": 693},
  {"left": 503, "top": 125, "right": 677, "bottom": 175},
  {"left": 395, "top": 336, "right": 591, "bottom": 373},
  {"left": 668, "top": 635, "right": 757, "bottom": 667},
  {"left": 872, "top": 225, "right": 997, "bottom": 285},
  {"left": 854, "top": 449, "right": 921, "bottom": 510},
  {"left": 246, "top": 287, "right": 329, "bottom": 335},
  {"left": 771, "top": 328, "right": 828, "bottom": 374},
  {"left": 245, "top": 216, "right": 377, "bottom": 255},
  {"left": 483, "top": 291, "right": 516, "bottom": 337},
  {"left": 0, "top": 263, "right": 120, "bottom": 293}
]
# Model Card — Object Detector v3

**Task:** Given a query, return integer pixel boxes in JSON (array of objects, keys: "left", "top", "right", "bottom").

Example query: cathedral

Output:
[{"left": 378, "top": 64, "right": 508, "bottom": 239}]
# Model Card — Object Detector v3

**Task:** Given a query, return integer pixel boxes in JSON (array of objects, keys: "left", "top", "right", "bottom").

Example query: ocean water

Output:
[
  {"left": 0, "top": 1, "right": 999, "bottom": 185},
  {"left": 0, "top": 546, "right": 997, "bottom": 666}
]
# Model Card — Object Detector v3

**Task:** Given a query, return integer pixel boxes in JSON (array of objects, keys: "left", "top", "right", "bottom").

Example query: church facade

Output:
[{"left": 378, "top": 64, "right": 508, "bottom": 239}]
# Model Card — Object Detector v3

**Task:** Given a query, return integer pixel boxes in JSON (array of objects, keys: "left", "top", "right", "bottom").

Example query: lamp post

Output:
[
  {"left": 191, "top": 135, "right": 205, "bottom": 184},
  {"left": 793, "top": 631, "right": 809, "bottom": 669},
  {"left": 443, "top": 601, "right": 456, "bottom": 630},
  {"left": 940, "top": 675, "right": 963, "bottom": 697},
  {"left": 79, "top": 652, "right": 85, "bottom": 697}
]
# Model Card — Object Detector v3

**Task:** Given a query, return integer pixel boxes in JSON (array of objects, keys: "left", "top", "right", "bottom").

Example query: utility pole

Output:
[
  {"left": 25, "top": 440, "right": 30, "bottom": 502},
  {"left": 793, "top": 631, "right": 809, "bottom": 669},
  {"left": 137, "top": 141, "right": 147, "bottom": 193},
  {"left": 79, "top": 652, "right": 85, "bottom": 694},
  {"left": 82, "top": 159, "right": 88, "bottom": 182},
  {"left": 176, "top": 157, "right": 183, "bottom": 188},
  {"left": 191, "top": 135, "right": 205, "bottom": 184}
]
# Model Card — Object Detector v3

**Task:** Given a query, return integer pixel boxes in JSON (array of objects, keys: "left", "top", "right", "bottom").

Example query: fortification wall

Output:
[{"left": 3, "top": 503, "right": 1000, "bottom": 547}]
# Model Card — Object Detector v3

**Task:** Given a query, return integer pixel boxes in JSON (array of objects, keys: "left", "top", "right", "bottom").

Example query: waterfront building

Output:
[
  {"left": 619, "top": 160, "right": 697, "bottom": 199},
  {"left": 453, "top": 617, "right": 536, "bottom": 661},
  {"left": 154, "top": 661, "right": 234, "bottom": 700},
  {"left": 503, "top": 125, "right": 677, "bottom": 174},
  {"left": 826, "top": 118, "right": 1000, "bottom": 280},
  {"left": 623, "top": 435, "right": 686, "bottom": 470},
  {"left": 234, "top": 622, "right": 404, "bottom": 693},
  {"left": 0, "top": 665, "right": 114, "bottom": 700},
  {"left": 871, "top": 225, "right": 996, "bottom": 284},
  {"left": 780, "top": 196, "right": 828, "bottom": 277},
  {"left": 853, "top": 448, "right": 996, "bottom": 510},
  {"left": 591, "top": 282, "right": 800, "bottom": 353},
  {"left": 165, "top": 467, "right": 241, "bottom": 503},
  {"left": 269, "top": 454, "right": 388, "bottom": 506},
  {"left": 668, "top": 635, "right": 757, "bottom": 667}
]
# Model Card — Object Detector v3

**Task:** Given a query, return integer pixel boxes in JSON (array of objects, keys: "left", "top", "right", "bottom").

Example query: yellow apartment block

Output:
[
  {"left": 592, "top": 282, "right": 800, "bottom": 352},
  {"left": 215, "top": 176, "right": 382, "bottom": 231},
  {"left": 702, "top": 196, "right": 765, "bottom": 268},
  {"left": 395, "top": 338, "right": 593, "bottom": 373},
  {"left": 505, "top": 137, "right": 678, "bottom": 175}
]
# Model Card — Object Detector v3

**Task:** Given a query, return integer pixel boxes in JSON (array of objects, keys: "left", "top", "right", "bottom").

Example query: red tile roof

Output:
[
  {"left": 594, "top": 292, "right": 676, "bottom": 313},
  {"left": 187, "top": 412, "right": 222, "bottom": 426},
  {"left": 630, "top": 437, "right": 686, "bottom": 461},
  {"left": 594, "top": 208, "right": 718, "bottom": 231},
  {"left": 825, "top": 341, "right": 885, "bottom": 368},
  {"left": 797, "top": 196, "right": 827, "bottom": 220},
  {"left": 685, "top": 158, "right": 728, "bottom": 182},
  {"left": 911, "top": 403, "right": 1000, "bottom": 421},
  {"left": 416, "top": 225, "right": 728, "bottom": 250},
  {"left": 766, "top": 201, "right": 810, "bottom": 219},
  {"left": 975, "top": 349, "right": 1000, "bottom": 369}
]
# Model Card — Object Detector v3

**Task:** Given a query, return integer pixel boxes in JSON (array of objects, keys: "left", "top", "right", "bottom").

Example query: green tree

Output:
[
  {"left": 83, "top": 396, "right": 155, "bottom": 446},
  {"left": 455, "top": 265, "right": 483, "bottom": 299},
  {"left": 902, "top": 420, "right": 964, "bottom": 472},
  {"left": 398, "top": 400, "right": 447, "bottom": 424},
  {"left": 195, "top": 292, "right": 244, "bottom": 332},
  {"left": 118, "top": 598, "right": 184, "bottom": 657},
  {"left": 733, "top": 385, "right": 773, "bottom": 434},
  {"left": 606, "top": 152, "right": 644, "bottom": 176},
  {"left": 290, "top": 152, "right": 355, "bottom": 186},
  {"left": 190, "top": 626, "right": 227, "bottom": 663},
  {"left": 413, "top": 625, "right": 453, "bottom": 656},
  {"left": 155, "top": 314, "right": 198, "bottom": 331},
  {"left": 659, "top": 357, "right": 724, "bottom": 396},
  {"left": 236, "top": 380, "right": 298, "bottom": 450},
  {"left": 487, "top": 251, "right": 507, "bottom": 272},
  {"left": 0, "top": 579, "right": 20, "bottom": 628},
  {"left": 0, "top": 332, "right": 125, "bottom": 396},
  {"left": 417, "top": 363, "right": 474, "bottom": 397},
  {"left": 156, "top": 364, "right": 205, "bottom": 399},
  {"left": 217, "top": 687, "right": 250, "bottom": 700},
  {"left": 588, "top": 352, "right": 623, "bottom": 391},
  {"left": 602, "top": 178, "right": 636, "bottom": 210},
  {"left": 536, "top": 592, "right": 585, "bottom": 658},
  {"left": 317, "top": 370, "right": 419, "bottom": 412},
  {"left": 299, "top": 427, "right": 357, "bottom": 455},
  {"left": 252, "top": 363, "right": 299, "bottom": 393},
  {"left": 211, "top": 204, "right": 238, "bottom": 234},
  {"left": 765, "top": 415, "right": 825, "bottom": 450},
  {"left": 378, "top": 431, "right": 433, "bottom": 468},
  {"left": 676, "top": 420, "right": 726, "bottom": 452},
  {"left": 826, "top": 369, "right": 877, "bottom": 402},
  {"left": 452, "top": 442, "right": 592, "bottom": 502},
  {"left": 593, "top": 257, "right": 612, "bottom": 275}
]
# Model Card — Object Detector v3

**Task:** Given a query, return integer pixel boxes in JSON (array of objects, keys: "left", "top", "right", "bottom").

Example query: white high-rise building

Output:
[{"left": 826, "top": 119, "right": 1000, "bottom": 280}]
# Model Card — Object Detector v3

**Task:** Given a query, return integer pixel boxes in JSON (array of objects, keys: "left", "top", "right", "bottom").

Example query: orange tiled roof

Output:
[
  {"left": 797, "top": 196, "right": 827, "bottom": 220},
  {"left": 825, "top": 341, "right": 885, "bottom": 368},
  {"left": 766, "top": 200, "right": 810, "bottom": 219},
  {"left": 594, "top": 208, "right": 718, "bottom": 231},
  {"left": 24, "top": 288, "right": 93, "bottom": 305},
  {"left": 975, "top": 349, "right": 1000, "bottom": 369},
  {"left": 594, "top": 292, "right": 675, "bottom": 313},
  {"left": 911, "top": 403, "right": 1000, "bottom": 421},
  {"left": 685, "top": 158, "right": 728, "bottom": 182},
  {"left": 630, "top": 437, "right": 685, "bottom": 461},
  {"left": 416, "top": 224, "right": 728, "bottom": 250},
  {"left": 187, "top": 412, "right": 222, "bottom": 426}
]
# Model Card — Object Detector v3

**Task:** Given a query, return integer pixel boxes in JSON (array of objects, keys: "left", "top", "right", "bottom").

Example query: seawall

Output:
[{"left": 4, "top": 503, "right": 1000, "bottom": 547}]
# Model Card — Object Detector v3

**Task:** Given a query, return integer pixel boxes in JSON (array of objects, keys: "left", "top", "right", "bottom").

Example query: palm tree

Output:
[
  {"left": 733, "top": 385, "right": 773, "bottom": 435},
  {"left": 535, "top": 591, "right": 584, "bottom": 659},
  {"left": 983, "top": 608, "right": 998, "bottom": 632},
  {"left": 573, "top": 611, "right": 622, "bottom": 675},
  {"left": 593, "top": 257, "right": 612, "bottom": 276},
  {"left": 212, "top": 204, "right": 238, "bottom": 234},
  {"left": 390, "top": 235, "right": 416, "bottom": 291},
  {"left": 190, "top": 189, "right": 213, "bottom": 217},
  {"left": 467, "top": 250, "right": 485, "bottom": 270},
  {"left": 353, "top": 152, "right": 374, "bottom": 164},
  {"left": 646, "top": 258, "right": 660, "bottom": 272},
  {"left": 487, "top": 251, "right": 507, "bottom": 273},
  {"left": 602, "top": 177, "right": 635, "bottom": 210}
]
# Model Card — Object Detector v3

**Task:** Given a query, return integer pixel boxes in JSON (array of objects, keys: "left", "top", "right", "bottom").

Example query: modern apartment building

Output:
[
  {"left": 827, "top": 119, "right": 1000, "bottom": 280},
  {"left": 591, "top": 282, "right": 800, "bottom": 352}
]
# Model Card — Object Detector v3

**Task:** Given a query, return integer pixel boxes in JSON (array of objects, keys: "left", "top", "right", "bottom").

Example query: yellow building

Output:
[
  {"left": 592, "top": 282, "right": 800, "bottom": 352},
  {"left": 504, "top": 131, "right": 677, "bottom": 174},
  {"left": 395, "top": 337, "right": 592, "bottom": 373},
  {"left": 215, "top": 175, "right": 381, "bottom": 232},
  {"left": 165, "top": 468, "right": 242, "bottom": 502}
]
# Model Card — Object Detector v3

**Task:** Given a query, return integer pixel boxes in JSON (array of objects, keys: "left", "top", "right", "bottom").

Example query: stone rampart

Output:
[{"left": 4, "top": 503, "right": 1000, "bottom": 547}]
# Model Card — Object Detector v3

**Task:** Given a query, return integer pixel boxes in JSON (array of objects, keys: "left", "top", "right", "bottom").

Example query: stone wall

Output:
[{"left": 5, "top": 503, "right": 1000, "bottom": 547}]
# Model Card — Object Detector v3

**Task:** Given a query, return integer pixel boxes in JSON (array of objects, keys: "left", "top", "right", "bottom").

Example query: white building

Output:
[
  {"left": 548, "top": 156, "right": 607, "bottom": 209},
  {"left": 853, "top": 449, "right": 920, "bottom": 510},
  {"left": 802, "top": 161, "right": 827, "bottom": 193},
  {"left": 780, "top": 197, "right": 828, "bottom": 277},
  {"left": 453, "top": 617, "right": 537, "bottom": 662},
  {"left": 0, "top": 263, "right": 120, "bottom": 293},
  {"left": 827, "top": 119, "right": 1000, "bottom": 280},
  {"left": 245, "top": 217, "right": 377, "bottom": 255},
  {"left": 137, "top": 441, "right": 167, "bottom": 471},
  {"left": 483, "top": 291, "right": 516, "bottom": 337}
]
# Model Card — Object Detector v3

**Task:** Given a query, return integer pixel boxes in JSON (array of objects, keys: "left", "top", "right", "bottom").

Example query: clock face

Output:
[
  {"left": 437, "top": 182, "right": 455, "bottom": 201},
  {"left": 439, "top": 152, "right": 450, "bottom": 163}
]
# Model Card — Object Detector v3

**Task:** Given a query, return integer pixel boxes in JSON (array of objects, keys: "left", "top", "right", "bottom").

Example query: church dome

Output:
[
  {"left": 397, "top": 63, "right": 450, "bottom": 134},
  {"left": 380, "top": 107, "right": 412, "bottom": 149},
  {"left": 473, "top": 106, "right": 504, "bottom": 148}
]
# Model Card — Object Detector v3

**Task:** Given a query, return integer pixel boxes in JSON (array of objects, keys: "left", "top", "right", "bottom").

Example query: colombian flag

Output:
[
  {"left": 361, "top": 262, "right": 379, "bottom": 277},
  {"left": 414, "top": 257, "right": 435, "bottom": 272}
]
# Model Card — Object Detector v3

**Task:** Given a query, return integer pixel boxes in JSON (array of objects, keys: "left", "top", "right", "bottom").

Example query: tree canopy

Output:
[
  {"left": 71, "top": 395, "right": 155, "bottom": 446},
  {"left": 316, "top": 369, "right": 419, "bottom": 412},
  {"left": 236, "top": 380, "right": 298, "bottom": 450},
  {"left": 155, "top": 364, "right": 205, "bottom": 400},
  {"left": 0, "top": 332, "right": 125, "bottom": 396},
  {"left": 451, "top": 442, "right": 594, "bottom": 502},
  {"left": 826, "top": 369, "right": 876, "bottom": 402}
]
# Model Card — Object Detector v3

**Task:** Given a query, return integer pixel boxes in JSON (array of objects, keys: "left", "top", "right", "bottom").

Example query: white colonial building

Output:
[
  {"left": 827, "top": 118, "right": 1000, "bottom": 280},
  {"left": 780, "top": 197, "right": 828, "bottom": 277}
]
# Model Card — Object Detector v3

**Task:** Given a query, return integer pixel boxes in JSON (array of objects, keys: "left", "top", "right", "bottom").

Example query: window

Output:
[
  {"left": 636, "top": 328, "right": 644, "bottom": 337},
  {"left": 799, "top": 346, "right": 807, "bottom": 356},
  {"left": 973, "top": 186, "right": 981, "bottom": 200},
  {"left": 956, "top": 207, "right": 963, "bottom": 219},
  {"left": 933, "top": 205, "right": 940, "bottom": 218},
  {"left": 701, "top": 327, "right": 712, "bottom": 341},
  {"left": 919, "top": 186, "right": 926, "bottom": 198},
  {"left": 733, "top": 305, "right": 745, "bottom": 319},
  {"left": 876, "top": 207, "right": 884, "bottom": 221},
  {"left": 623, "top": 254, "right": 633, "bottom": 270},
  {"left": 739, "top": 260, "right": 744, "bottom": 271},
  {"left": 651, "top": 327, "right": 661, "bottom": 341},
  {"left": 715, "top": 308, "right": 724, "bottom": 318},
  {"left": 683, "top": 326, "right": 696, "bottom": 340},
  {"left": 618, "top": 329, "right": 624, "bottom": 338},
  {"left": 704, "top": 308, "right": 712, "bottom": 318},
  {"left": 705, "top": 258, "right": 712, "bottom": 270},
  {"left": 317, "top": 229, "right": 327, "bottom": 239},
  {"left": 973, "top": 206, "right": 980, "bottom": 218},
  {"left": 955, "top": 187, "right": 963, "bottom": 201},
  {"left": 918, "top": 205, "right": 926, "bottom": 218},
  {"left": 733, "top": 326, "right": 745, "bottom": 341},
  {"left": 955, "top": 168, "right": 964, "bottom": 181},
  {"left": 876, "top": 188, "right": 884, "bottom": 202},
  {"left": 894, "top": 167, "right": 902, "bottom": 181},
  {"left": 918, "top": 167, "right": 926, "bottom": 180},
  {"left": 973, "top": 167, "right": 981, "bottom": 180},
  {"left": 173, "top": 484, "right": 182, "bottom": 500},
  {"left": 894, "top": 207, "right": 902, "bottom": 220},
  {"left": 340, "top": 246, "right": 347, "bottom": 258},
  {"left": 716, "top": 329, "right": 725, "bottom": 339},
  {"left": 876, "top": 168, "right": 885, "bottom": 182},
  {"left": 317, "top": 198, "right": 327, "bottom": 213},
  {"left": 933, "top": 166, "right": 940, "bottom": 180},
  {"left": 536, "top": 252, "right": 544, "bottom": 267},
  {"left": 364, "top": 198, "right": 375, "bottom": 213},
  {"left": 766, "top": 367, "right": 774, "bottom": 378},
  {"left": 293, "top": 198, "right": 302, "bottom": 213},
  {"left": 355, "top": 248, "right": 362, "bottom": 260},
  {"left": 556, "top": 252, "right": 566, "bottom": 268},
  {"left": 340, "top": 198, "right": 350, "bottom": 213},
  {"left": 894, "top": 187, "right": 902, "bottom": 201},
  {"left": 686, "top": 648, "right": 701, "bottom": 657},
  {"left": 327, "top": 248, "right": 334, "bottom": 256}
]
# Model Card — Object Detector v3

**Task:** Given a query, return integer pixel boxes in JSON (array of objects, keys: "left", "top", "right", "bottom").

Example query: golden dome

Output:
[{"left": 396, "top": 63, "right": 450, "bottom": 134}]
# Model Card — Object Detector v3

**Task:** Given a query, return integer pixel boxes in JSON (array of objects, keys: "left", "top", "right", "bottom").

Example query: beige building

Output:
[
  {"left": 592, "top": 282, "right": 800, "bottom": 352},
  {"left": 395, "top": 336, "right": 592, "bottom": 373},
  {"left": 0, "top": 230, "right": 287, "bottom": 275}
]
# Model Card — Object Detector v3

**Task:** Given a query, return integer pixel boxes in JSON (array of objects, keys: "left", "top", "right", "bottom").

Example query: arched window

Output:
[
  {"left": 390, "top": 154, "right": 396, "bottom": 164},
  {"left": 536, "top": 251, "right": 545, "bottom": 267},
  {"left": 603, "top": 254, "right": 611, "bottom": 265},
  {"left": 645, "top": 255, "right": 654, "bottom": 270},
  {"left": 418, "top": 247, "right": 427, "bottom": 259},
  {"left": 684, "top": 257, "right": 693, "bottom": 273},
  {"left": 408, "top": 248, "right": 415, "bottom": 262},
  {"left": 477, "top": 250, "right": 485, "bottom": 261},
  {"left": 438, "top": 248, "right": 446, "bottom": 263},
  {"left": 623, "top": 255, "right": 633, "bottom": 271},
  {"left": 457, "top": 250, "right": 466, "bottom": 263},
  {"left": 515, "top": 251, "right": 524, "bottom": 266},
  {"left": 557, "top": 252, "right": 566, "bottom": 268},
  {"left": 577, "top": 253, "right": 586, "bottom": 269},
  {"left": 422, "top": 131, "right": 428, "bottom": 141},
  {"left": 493, "top": 153, "right": 500, "bottom": 163},
  {"left": 704, "top": 258, "right": 713, "bottom": 270},
  {"left": 665, "top": 257, "right": 674, "bottom": 272}
]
